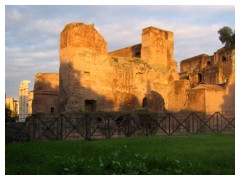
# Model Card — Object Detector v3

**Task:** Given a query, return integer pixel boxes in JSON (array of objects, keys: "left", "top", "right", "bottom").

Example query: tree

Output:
[
  {"left": 218, "top": 26, "right": 234, "bottom": 47},
  {"left": 5, "top": 108, "right": 17, "bottom": 122},
  {"left": 5, "top": 108, "right": 12, "bottom": 122}
]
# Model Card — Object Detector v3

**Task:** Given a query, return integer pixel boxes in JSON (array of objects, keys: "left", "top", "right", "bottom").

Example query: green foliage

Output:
[
  {"left": 5, "top": 133, "right": 235, "bottom": 175},
  {"left": 218, "top": 26, "right": 235, "bottom": 47},
  {"left": 112, "top": 57, "right": 119, "bottom": 63},
  {"left": 5, "top": 108, "right": 16, "bottom": 122}
]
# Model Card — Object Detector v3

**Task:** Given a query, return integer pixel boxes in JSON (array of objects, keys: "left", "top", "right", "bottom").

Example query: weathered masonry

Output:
[
  {"left": 32, "top": 22, "right": 235, "bottom": 116},
  {"left": 32, "top": 73, "right": 59, "bottom": 115},
  {"left": 59, "top": 23, "right": 179, "bottom": 113},
  {"left": 179, "top": 45, "right": 235, "bottom": 114}
]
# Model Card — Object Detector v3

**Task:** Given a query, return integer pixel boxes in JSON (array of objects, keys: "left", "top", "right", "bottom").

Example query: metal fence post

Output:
[
  {"left": 168, "top": 114, "right": 171, "bottom": 135},
  {"left": 60, "top": 115, "right": 63, "bottom": 140},
  {"left": 85, "top": 115, "right": 88, "bottom": 140},
  {"left": 107, "top": 116, "right": 110, "bottom": 138}
]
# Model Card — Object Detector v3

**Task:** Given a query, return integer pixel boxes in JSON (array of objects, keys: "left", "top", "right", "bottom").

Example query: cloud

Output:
[
  {"left": 29, "top": 19, "right": 63, "bottom": 35},
  {"left": 5, "top": 7, "right": 26, "bottom": 24},
  {"left": 5, "top": 47, "right": 58, "bottom": 59}
]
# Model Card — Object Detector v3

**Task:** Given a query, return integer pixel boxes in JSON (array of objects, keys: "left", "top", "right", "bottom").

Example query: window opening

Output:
[
  {"left": 198, "top": 73, "right": 203, "bottom": 83},
  {"left": 51, "top": 107, "right": 54, "bottom": 114}
]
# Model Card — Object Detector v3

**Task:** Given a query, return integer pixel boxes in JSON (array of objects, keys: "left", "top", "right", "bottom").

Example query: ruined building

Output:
[
  {"left": 178, "top": 45, "right": 235, "bottom": 113},
  {"left": 32, "top": 22, "right": 235, "bottom": 115},
  {"left": 32, "top": 73, "right": 59, "bottom": 115}
]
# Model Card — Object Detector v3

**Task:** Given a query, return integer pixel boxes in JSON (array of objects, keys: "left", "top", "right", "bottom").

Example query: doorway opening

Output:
[
  {"left": 198, "top": 73, "right": 203, "bottom": 83},
  {"left": 84, "top": 100, "right": 96, "bottom": 112},
  {"left": 142, "top": 97, "right": 148, "bottom": 108}
]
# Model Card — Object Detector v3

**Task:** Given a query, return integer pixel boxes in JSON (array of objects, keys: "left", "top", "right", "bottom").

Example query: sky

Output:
[{"left": 5, "top": 5, "right": 235, "bottom": 99}]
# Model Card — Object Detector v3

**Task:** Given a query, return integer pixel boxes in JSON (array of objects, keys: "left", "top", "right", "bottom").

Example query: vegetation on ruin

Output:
[
  {"left": 218, "top": 26, "right": 235, "bottom": 47},
  {"left": 111, "top": 57, "right": 119, "bottom": 63},
  {"left": 5, "top": 108, "right": 17, "bottom": 122},
  {"left": 5, "top": 133, "right": 234, "bottom": 175}
]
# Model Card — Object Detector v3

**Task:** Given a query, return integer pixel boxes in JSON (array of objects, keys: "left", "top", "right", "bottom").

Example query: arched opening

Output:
[
  {"left": 222, "top": 56, "right": 227, "bottom": 62},
  {"left": 144, "top": 91, "right": 165, "bottom": 112},
  {"left": 207, "top": 61, "right": 211, "bottom": 65},
  {"left": 123, "top": 93, "right": 138, "bottom": 111}
]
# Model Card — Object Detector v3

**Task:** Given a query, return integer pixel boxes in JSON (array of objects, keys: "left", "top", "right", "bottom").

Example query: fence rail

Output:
[{"left": 6, "top": 111, "right": 235, "bottom": 143}]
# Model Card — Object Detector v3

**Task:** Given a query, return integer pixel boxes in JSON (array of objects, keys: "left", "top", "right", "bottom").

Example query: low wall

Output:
[{"left": 5, "top": 122, "right": 29, "bottom": 143}]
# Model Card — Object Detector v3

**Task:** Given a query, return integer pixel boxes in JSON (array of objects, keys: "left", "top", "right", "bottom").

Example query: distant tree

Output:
[
  {"left": 5, "top": 108, "right": 12, "bottom": 122},
  {"left": 218, "top": 26, "right": 235, "bottom": 47},
  {"left": 5, "top": 108, "right": 16, "bottom": 122}
]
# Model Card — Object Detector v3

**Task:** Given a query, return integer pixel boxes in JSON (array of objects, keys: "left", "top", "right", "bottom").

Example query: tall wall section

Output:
[
  {"left": 141, "top": 26, "right": 175, "bottom": 67},
  {"left": 28, "top": 91, "right": 33, "bottom": 115},
  {"left": 109, "top": 44, "right": 141, "bottom": 58},
  {"left": 221, "top": 48, "right": 235, "bottom": 113},
  {"left": 32, "top": 73, "right": 59, "bottom": 115}
]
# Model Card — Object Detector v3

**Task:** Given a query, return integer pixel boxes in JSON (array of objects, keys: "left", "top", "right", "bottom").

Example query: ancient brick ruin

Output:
[
  {"left": 179, "top": 46, "right": 235, "bottom": 113},
  {"left": 32, "top": 73, "right": 59, "bottom": 115},
  {"left": 32, "top": 22, "right": 235, "bottom": 115}
]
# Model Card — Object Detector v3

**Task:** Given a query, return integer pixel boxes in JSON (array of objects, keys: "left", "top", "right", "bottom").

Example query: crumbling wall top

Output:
[
  {"left": 142, "top": 26, "right": 173, "bottom": 36},
  {"left": 34, "top": 73, "right": 59, "bottom": 93},
  {"left": 60, "top": 22, "right": 108, "bottom": 54}
]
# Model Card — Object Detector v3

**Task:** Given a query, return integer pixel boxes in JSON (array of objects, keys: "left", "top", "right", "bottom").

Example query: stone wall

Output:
[
  {"left": 204, "top": 87, "right": 225, "bottom": 114},
  {"left": 109, "top": 44, "right": 141, "bottom": 58},
  {"left": 221, "top": 49, "right": 235, "bottom": 113},
  {"left": 59, "top": 23, "right": 179, "bottom": 113},
  {"left": 33, "top": 22, "right": 234, "bottom": 116},
  {"left": 180, "top": 54, "right": 207, "bottom": 73},
  {"left": 202, "top": 66, "right": 218, "bottom": 84},
  {"left": 186, "top": 87, "right": 205, "bottom": 112},
  {"left": 215, "top": 47, "right": 234, "bottom": 84},
  {"left": 28, "top": 91, "right": 33, "bottom": 115},
  {"left": 60, "top": 23, "right": 107, "bottom": 55},
  {"left": 179, "top": 45, "right": 235, "bottom": 113},
  {"left": 180, "top": 47, "right": 234, "bottom": 87},
  {"left": 180, "top": 54, "right": 213, "bottom": 86},
  {"left": 60, "top": 51, "right": 176, "bottom": 112},
  {"left": 168, "top": 80, "right": 190, "bottom": 112},
  {"left": 141, "top": 26, "right": 174, "bottom": 67},
  {"left": 32, "top": 73, "right": 59, "bottom": 114},
  {"left": 183, "top": 82, "right": 235, "bottom": 114}
]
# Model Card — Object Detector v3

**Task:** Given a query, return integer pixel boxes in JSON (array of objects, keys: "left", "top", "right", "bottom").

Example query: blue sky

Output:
[{"left": 5, "top": 5, "right": 235, "bottom": 99}]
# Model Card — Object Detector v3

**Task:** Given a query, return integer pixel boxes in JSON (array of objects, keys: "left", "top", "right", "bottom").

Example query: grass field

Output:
[{"left": 5, "top": 133, "right": 235, "bottom": 175}]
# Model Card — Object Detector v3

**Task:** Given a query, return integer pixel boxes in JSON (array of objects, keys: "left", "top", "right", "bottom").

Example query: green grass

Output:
[{"left": 5, "top": 133, "right": 235, "bottom": 175}]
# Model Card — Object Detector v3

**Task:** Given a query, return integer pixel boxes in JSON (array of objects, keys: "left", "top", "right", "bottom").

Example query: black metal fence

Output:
[{"left": 21, "top": 111, "right": 234, "bottom": 141}]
